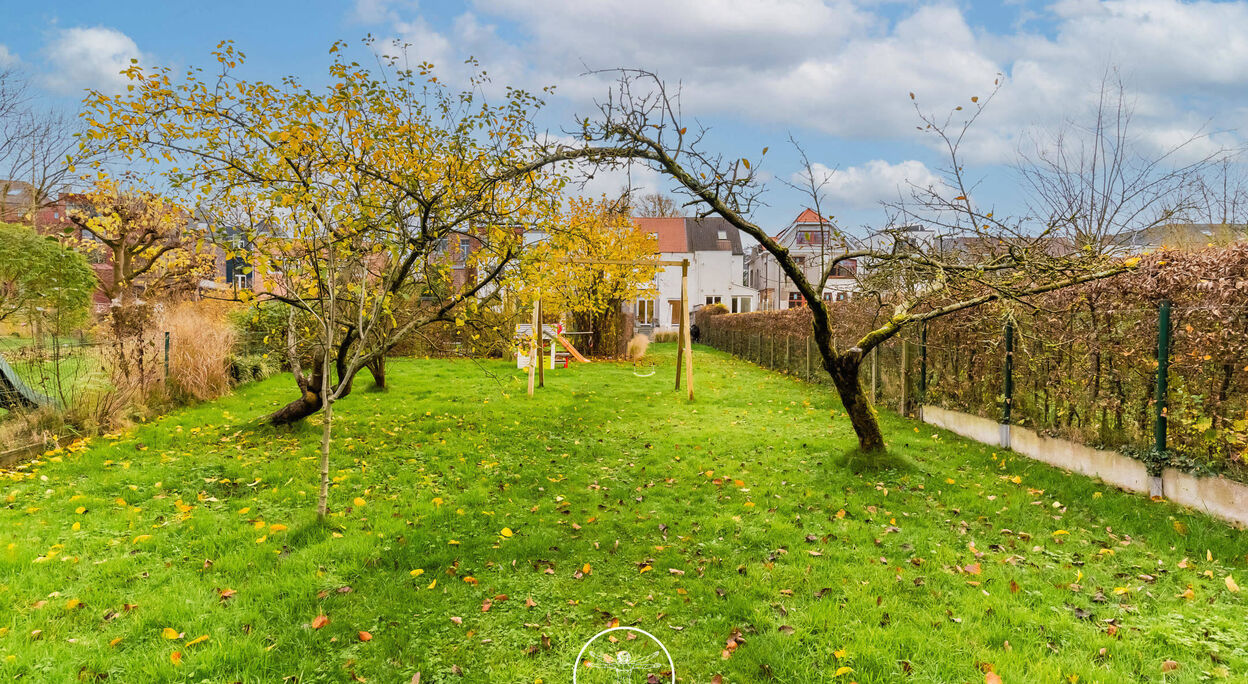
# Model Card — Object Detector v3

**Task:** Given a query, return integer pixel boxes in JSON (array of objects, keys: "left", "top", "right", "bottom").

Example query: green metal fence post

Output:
[{"left": 1150, "top": 299, "right": 1173, "bottom": 497}]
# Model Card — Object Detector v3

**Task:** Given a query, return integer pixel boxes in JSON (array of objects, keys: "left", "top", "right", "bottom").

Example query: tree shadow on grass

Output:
[
  {"left": 288, "top": 517, "right": 336, "bottom": 550},
  {"left": 835, "top": 447, "right": 918, "bottom": 476}
]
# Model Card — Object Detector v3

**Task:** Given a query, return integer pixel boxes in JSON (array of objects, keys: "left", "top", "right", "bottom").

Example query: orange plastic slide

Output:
[{"left": 555, "top": 334, "right": 589, "bottom": 363}]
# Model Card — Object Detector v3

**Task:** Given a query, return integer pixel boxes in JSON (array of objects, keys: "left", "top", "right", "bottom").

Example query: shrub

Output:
[
  {"left": 228, "top": 353, "right": 279, "bottom": 384},
  {"left": 653, "top": 330, "right": 679, "bottom": 343}
]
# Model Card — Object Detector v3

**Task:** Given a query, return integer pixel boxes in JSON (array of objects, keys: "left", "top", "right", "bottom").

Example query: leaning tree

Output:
[
  {"left": 80, "top": 41, "right": 564, "bottom": 516},
  {"left": 531, "top": 71, "right": 1215, "bottom": 453}
]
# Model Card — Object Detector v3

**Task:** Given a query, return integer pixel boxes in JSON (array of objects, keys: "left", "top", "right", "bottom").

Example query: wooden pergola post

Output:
[
  {"left": 674, "top": 259, "right": 693, "bottom": 400},
  {"left": 527, "top": 290, "right": 540, "bottom": 397}
]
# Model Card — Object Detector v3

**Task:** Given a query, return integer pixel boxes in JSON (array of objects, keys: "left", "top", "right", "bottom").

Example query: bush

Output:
[
  {"left": 653, "top": 330, "right": 679, "bottom": 343},
  {"left": 227, "top": 353, "right": 279, "bottom": 384}
]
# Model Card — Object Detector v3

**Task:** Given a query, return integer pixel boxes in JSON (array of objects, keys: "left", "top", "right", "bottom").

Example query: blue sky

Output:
[{"left": 3, "top": 0, "right": 1246, "bottom": 233}]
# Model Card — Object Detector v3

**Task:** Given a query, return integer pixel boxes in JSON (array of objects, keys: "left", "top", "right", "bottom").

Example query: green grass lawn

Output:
[{"left": 1, "top": 344, "right": 1245, "bottom": 683}]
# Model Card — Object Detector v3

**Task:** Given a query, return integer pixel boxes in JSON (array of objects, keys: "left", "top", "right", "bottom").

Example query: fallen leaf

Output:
[
  {"left": 358, "top": 631, "right": 373, "bottom": 642},
  {"left": 1226, "top": 575, "right": 1240, "bottom": 593},
  {"left": 170, "top": 651, "right": 182, "bottom": 665},
  {"left": 161, "top": 627, "right": 183, "bottom": 640},
  {"left": 312, "top": 614, "right": 330, "bottom": 629},
  {"left": 186, "top": 635, "right": 209, "bottom": 647},
  {"left": 1162, "top": 660, "right": 1179, "bottom": 672}
]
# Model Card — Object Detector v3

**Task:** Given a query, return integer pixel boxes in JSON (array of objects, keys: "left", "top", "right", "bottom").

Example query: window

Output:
[
  {"left": 731, "top": 296, "right": 752, "bottom": 314},
  {"left": 456, "top": 237, "right": 471, "bottom": 266},
  {"left": 636, "top": 299, "right": 656, "bottom": 324},
  {"left": 742, "top": 262, "right": 749, "bottom": 287},
  {"left": 793, "top": 256, "right": 806, "bottom": 267},
  {"left": 822, "top": 292, "right": 833, "bottom": 303},
  {"left": 787, "top": 292, "right": 805, "bottom": 308},
  {"left": 705, "top": 295, "right": 722, "bottom": 305},
  {"left": 836, "top": 291, "right": 849, "bottom": 302},
  {"left": 717, "top": 229, "right": 728, "bottom": 240},
  {"left": 234, "top": 273, "right": 250, "bottom": 290},
  {"left": 796, "top": 231, "right": 823, "bottom": 245},
  {"left": 831, "top": 259, "right": 857, "bottom": 278}
]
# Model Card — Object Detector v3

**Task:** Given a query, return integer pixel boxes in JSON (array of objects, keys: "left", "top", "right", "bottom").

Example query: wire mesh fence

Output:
[{"left": 701, "top": 297, "right": 1248, "bottom": 481}]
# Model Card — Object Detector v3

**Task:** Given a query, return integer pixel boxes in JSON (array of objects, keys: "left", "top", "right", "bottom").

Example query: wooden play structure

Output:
[{"left": 525, "top": 258, "right": 695, "bottom": 400}]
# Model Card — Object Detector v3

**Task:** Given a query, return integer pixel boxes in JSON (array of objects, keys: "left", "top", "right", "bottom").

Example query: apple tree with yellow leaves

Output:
[
  {"left": 78, "top": 40, "right": 564, "bottom": 517},
  {"left": 513, "top": 196, "right": 658, "bottom": 356}
]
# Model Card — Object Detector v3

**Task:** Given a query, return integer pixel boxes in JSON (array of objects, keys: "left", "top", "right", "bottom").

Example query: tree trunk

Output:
[
  {"left": 317, "top": 358, "right": 333, "bottom": 519},
  {"left": 828, "top": 356, "right": 886, "bottom": 453},
  {"left": 367, "top": 355, "right": 386, "bottom": 389}
]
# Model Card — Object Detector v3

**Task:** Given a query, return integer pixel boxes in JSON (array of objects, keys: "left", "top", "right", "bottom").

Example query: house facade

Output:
[
  {"left": 747, "top": 209, "right": 858, "bottom": 310},
  {"left": 633, "top": 216, "right": 757, "bottom": 331}
]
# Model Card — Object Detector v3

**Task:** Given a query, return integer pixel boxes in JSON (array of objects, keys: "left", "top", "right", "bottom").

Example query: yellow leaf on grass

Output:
[
  {"left": 170, "top": 651, "right": 182, "bottom": 665},
  {"left": 75, "top": 506, "right": 86, "bottom": 515},
  {"left": 311, "top": 614, "right": 330, "bottom": 629},
  {"left": 353, "top": 497, "right": 366, "bottom": 507},
  {"left": 1052, "top": 530, "right": 1069, "bottom": 536},
  {"left": 269, "top": 524, "right": 288, "bottom": 532},
  {"left": 109, "top": 637, "right": 122, "bottom": 647},
  {"left": 1113, "top": 586, "right": 1130, "bottom": 595},
  {"left": 132, "top": 535, "right": 152, "bottom": 544},
  {"left": 427, "top": 579, "right": 437, "bottom": 589},
  {"left": 186, "top": 635, "right": 209, "bottom": 647},
  {"left": 640, "top": 565, "right": 652, "bottom": 574},
  {"left": 833, "top": 648, "right": 848, "bottom": 659},
  {"left": 65, "top": 598, "right": 82, "bottom": 610},
  {"left": 1226, "top": 575, "right": 1240, "bottom": 593},
  {"left": 432, "top": 497, "right": 444, "bottom": 507},
  {"left": 582, "top": 563, "right": 592, "bottom": 575},
  {"left": 161, "top": 627, "right": 182, "bottom": 640},
  {"left": 834, "top": 666, "right": 854, "bottom": 677},
  {"left": 500, "top": 527, "right": 513, "bottom": 538},
  {"left": 410, "top": 568, "right": 425, "bottom": 577}
]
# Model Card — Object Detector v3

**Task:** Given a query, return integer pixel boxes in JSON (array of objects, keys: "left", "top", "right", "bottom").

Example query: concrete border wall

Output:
[
  {"left": 921, "top": 406, "right": 1003, "bottom": 447},
  {"left": 922, "top": 405, "right": 1248, "bottom": 528}
]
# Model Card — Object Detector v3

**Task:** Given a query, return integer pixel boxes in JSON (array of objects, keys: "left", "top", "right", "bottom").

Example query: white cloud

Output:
[
  {"left": 798, "top": 160, "right": 941, "bottom": 209},
  {"left": 367, "top": 0, "right": 1248, "bottom": 169},
  {"left": 0, "top": 45, "right": 17, "bottom": 68},
  {"left": 42, "top": 26, "right": 144, "bottom": 95}
]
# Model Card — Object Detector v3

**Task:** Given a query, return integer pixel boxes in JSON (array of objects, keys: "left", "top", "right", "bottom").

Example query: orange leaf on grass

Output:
[{"left": 312, "top": 614, "right": 330, "bottom": 630}]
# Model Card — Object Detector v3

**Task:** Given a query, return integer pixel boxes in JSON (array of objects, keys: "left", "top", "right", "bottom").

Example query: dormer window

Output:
[{"left": 717, "top": 230, "right": 727, "bottom": 240}]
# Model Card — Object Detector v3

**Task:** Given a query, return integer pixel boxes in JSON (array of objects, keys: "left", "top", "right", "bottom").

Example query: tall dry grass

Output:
[
  {"left": 160, "top": 302, "right": 236, "bottom": 402},
  {"left": 626, "top": 334, "right": 649, "bottom": 361}
]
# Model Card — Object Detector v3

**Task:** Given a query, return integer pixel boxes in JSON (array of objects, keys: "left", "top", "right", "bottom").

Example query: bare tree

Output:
[
  {"left": 0, "top": 69, "right": 82, "bottom": 222},
  {"left": 526, "top": 69, "right": 1203, "bottom": 454},
  {"left": 627, "top": 189, "right": 681, "bottom": 217},
  {"left": 1016, "top": 73, "right": 1217, "bottom": 253}
]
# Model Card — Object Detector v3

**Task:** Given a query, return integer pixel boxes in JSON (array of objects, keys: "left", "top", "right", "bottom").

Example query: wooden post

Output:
[
  {"left": 527, "top": 295, "right": 539, "bottom": 397},
  {"left": 681, "top": 259, "right": 694, "bottom": 400},
  {"left": 805, "top": 337, "right": 811, "bottom": 381},
  {"left": 537, "top": 298, "right": 545, "bottom": 388}
]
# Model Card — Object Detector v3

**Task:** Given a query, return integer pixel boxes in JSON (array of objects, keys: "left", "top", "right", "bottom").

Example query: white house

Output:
[
  {"left": 633, "top": 217, "right": 756, "bottom": 331},
  {"left": 747, "top": 209, "right": 859, "bottom": 310}
]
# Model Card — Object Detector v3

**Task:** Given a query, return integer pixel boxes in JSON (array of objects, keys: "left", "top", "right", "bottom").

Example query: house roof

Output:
[
  {"left": 793, "top": 208, "right": 824, "bottom": 224},
  {"left": 634, "top": 216, "right": 744, "bottom": 255}
]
